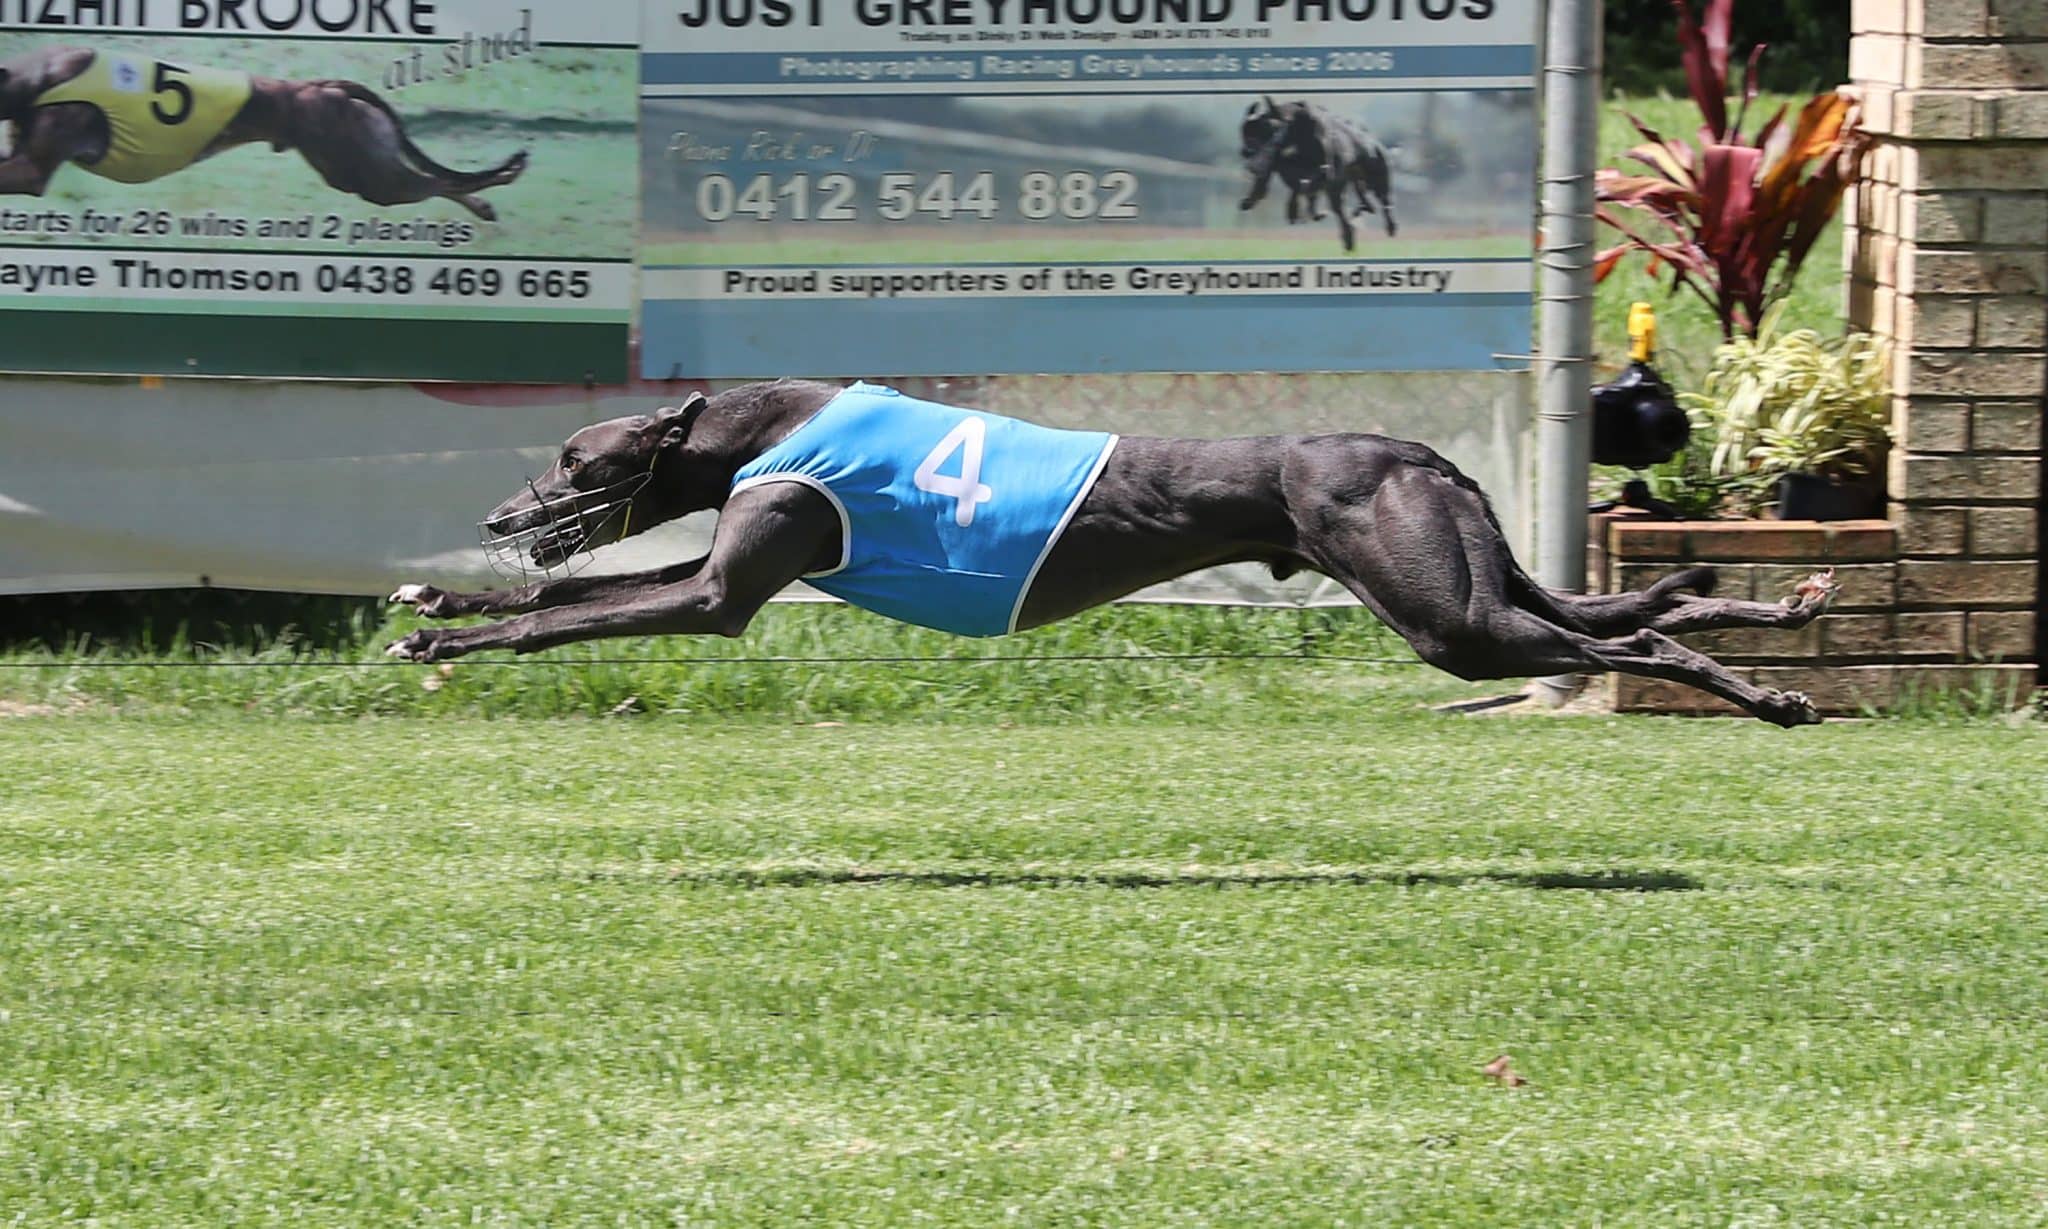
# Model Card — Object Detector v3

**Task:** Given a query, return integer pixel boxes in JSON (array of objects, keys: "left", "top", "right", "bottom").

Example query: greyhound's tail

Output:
[{"left": 330, "top": 81, "right": 529, "bottom": 191}]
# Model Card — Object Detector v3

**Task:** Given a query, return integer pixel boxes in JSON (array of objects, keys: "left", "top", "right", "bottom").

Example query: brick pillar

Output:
[{"left": 1849, "top": 0, "right": 2045, "bottom": 676}]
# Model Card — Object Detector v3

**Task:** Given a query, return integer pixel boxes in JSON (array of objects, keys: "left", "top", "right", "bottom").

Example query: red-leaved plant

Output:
[{"left": 1595, "top": 0, "right": 1866, "bottom": 339}]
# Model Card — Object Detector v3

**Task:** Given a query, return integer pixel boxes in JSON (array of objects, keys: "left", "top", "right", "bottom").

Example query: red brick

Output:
[
  {"left": 1968, "top": 610, "right": 2038, "bottom": 658},
  {"left": 1684, "top": 522, "right": 1835, "bottom": 561},
  {"left": 1608, "top": 522, "right": 1689, "bottom": 560},
  {"left": 1826, "top": 522, "right": 1902, "bottom": 561},
  {"left": 1897, "top": 559, "right": 2038, "bottom": 606}
]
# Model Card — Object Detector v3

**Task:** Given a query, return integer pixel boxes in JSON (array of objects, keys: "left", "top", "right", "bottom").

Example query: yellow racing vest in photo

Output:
[{"left": 35, "top": 52, "right": 251, "bottom": 184}]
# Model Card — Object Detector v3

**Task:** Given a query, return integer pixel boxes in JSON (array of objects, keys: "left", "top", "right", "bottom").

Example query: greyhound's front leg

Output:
[
  {"left": 0, "top": 154, "right": 55, "bottom": 196},
  {"left": 386, "top": 480, "right": 838, "bottom": 662},
  {"left": 389, "top": 557, "right": 710, "bottom": 619},
  {"left": 386, "top": 577, "right": 743, "bottom": 663},
  {"left": 1240, "top": 170, "right": 1272, "bottom": 210}
]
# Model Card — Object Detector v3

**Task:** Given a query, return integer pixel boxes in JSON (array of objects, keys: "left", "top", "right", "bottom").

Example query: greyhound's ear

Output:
[
  {"left": 1263, "top": 94, "right": 1280, "bottom": 113},
  {"left": 655, "top": 391, "right": 708, "bottom": 450}
]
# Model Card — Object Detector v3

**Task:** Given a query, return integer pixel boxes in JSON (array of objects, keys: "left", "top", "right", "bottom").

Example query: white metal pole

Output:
[{"left": 1533, "top": 0, "right": 1601, "bottom": 703}]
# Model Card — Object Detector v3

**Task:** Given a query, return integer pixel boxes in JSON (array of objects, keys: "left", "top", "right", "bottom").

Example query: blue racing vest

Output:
[{"left": 729, "top": 382, "right": 1119, "bottom": 637}]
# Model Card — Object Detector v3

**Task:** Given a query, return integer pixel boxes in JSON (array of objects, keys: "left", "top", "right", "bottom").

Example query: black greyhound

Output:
[
  {"left": 387, "top": 380, "right": 1838, "bottom": 726},
  {"left": 1239, "top": 96, "right": 1397, "bottom": 252}
]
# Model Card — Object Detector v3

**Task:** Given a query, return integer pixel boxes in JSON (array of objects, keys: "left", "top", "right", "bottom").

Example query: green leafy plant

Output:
[
  {"left": 1594, "top": 0, "right": 1866, "bottom": 339},
  {"left": 1680, "top": 304, "right": 1891, "bottom": 513},
  {"left": 1594, "top": 432, "right": 1763, "bottom": 520}
]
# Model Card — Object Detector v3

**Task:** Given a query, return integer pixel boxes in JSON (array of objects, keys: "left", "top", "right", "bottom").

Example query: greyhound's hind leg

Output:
[
  {"left": 1305, "top": 466, "right": 1816, "bottom": 725},
  {"left": 288, "top": 85, "right": 526, "bottom": 214},
  {"left": 1647, "top": 570, "right": 1841, "bottom": 635},
  {"left": 1327, "top": 181, "right": 1355, "bottom": 250},
  {"left": 1544, "top": 567, "right": 1839, "bottom": 638}
]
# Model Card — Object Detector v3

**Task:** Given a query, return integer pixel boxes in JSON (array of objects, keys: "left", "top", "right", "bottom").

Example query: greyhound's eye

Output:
[{"left": 561, "top": 454, "right": 581, "bottom": 473}]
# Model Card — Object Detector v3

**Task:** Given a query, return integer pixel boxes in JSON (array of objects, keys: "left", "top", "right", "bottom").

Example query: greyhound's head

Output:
[
  {"left": 478, "top": 393, "right": 707, "bottom": 580},
  {"left": 1239, "top": 95, "right": 1288, "bottom": 161},
  {"left": 0, "top": 62, "right": 23, "bottom": 127}
]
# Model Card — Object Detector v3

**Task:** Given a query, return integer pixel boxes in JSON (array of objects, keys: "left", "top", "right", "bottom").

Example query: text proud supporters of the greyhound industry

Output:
[{"left": 711, "top": 262, "right": 1477, "bottom": 298}]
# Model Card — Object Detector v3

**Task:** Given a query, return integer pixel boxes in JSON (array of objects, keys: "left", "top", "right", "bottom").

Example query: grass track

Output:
[{"left": 4, "top": 683, "right": 2047, "bottom": 1225}]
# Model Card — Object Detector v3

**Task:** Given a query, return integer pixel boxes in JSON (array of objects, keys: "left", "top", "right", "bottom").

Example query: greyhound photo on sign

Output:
[
  {"left": 387, "top": 381, "right": 1841, "bottom": 728},
  {"left": 1238, "top": 95, "right": 1399, "bottom": 253},
  {"left": 0, "top": 3, "right": 639, "bottom": 382},
  {"left": 0, "top": 44, "right": 527, "bottom": 216}
]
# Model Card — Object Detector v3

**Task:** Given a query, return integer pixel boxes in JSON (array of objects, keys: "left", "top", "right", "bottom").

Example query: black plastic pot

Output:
[{"left": 1773, "top": 471, "right": 1883, "bottom": 521}]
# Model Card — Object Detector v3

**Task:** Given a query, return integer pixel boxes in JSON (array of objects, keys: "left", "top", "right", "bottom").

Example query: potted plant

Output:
[
  {"left": 1594, "top": 0, "right": 1866, "bottom": 342},
  {"left": 1681, "top": 305, "right": 1891, "bottom": 519}
]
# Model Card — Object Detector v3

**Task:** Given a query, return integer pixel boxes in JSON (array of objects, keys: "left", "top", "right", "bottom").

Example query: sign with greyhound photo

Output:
[
  {"left": 0, "top": 1, "right": 637, "bottom": 382},
  {"left": 639, "top": 0, "right": 1537, "bottom": 378}
]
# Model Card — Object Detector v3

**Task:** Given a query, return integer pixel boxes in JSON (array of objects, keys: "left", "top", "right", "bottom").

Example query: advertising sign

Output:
[
  {"left": 0, "top": 2, "right": 636, "bottom": 382},
  {"left": 640, "top": 0, "right": 1537, "bottom": 379}
]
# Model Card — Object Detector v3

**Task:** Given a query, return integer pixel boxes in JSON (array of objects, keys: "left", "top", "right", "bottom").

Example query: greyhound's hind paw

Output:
[
  {"left": 1781, "top": 567, "right": 1841, "bottom": 612},
  {"left": 1764, "top": 689, "right": 1823, "bottom": 727},
  {"left": 387, "top": 629, "right": 450, "bottom": 663}
]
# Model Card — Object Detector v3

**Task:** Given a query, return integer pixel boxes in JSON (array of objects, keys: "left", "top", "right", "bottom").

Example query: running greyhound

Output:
[
  {"left": 0, "top": 45, "right": 527, "bottom": 218},
  {"left": 386, "top": 379, "right": 1839, "bottom": 726},
  {"left": 1239, "top": 96, "right": 1397, "bottom": 252}
]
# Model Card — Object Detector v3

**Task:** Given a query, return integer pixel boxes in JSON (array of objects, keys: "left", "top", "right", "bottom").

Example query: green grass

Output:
[
  {"left": 2, "top": 689, "right": 2046, "bottom": 1225},
  {"left": 0, "top": 603, "right": 1431, "bottom": 721},
  {"left": 1594, "top": 91, "right": 1847, "bottom": 383}
]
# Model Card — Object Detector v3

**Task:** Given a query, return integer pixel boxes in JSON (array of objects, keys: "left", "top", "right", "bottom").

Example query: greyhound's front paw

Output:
[
  {"left": 387, "top": 629, "right": 457, "bottom": 664},
  {"left": 389, "top": 583, "right": 461, "bottom": 619},
  {"left": 1763, "top": 689, "right": 1823, "bottom": 728},
  {"left": 1239, "top": 196, "right": 1258, "bottom": 211}
]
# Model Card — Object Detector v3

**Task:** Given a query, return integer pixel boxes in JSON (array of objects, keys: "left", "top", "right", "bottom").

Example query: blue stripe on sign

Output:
[
  {"left": 640, "top": 293, "right": 1533, "bottom": 379},
  {"left": 641, "top": 44, "right": 1533, "bottom": 86}
]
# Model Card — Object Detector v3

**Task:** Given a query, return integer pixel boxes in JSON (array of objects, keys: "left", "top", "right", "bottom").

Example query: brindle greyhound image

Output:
[
  {"left": 0, "top": 45, "right": 527, "bottom": 218},
  {"left": 1239, "top": 96, "right": 1397, "bottom": 252},
  {"left": 386, "top": 380, "right": 1840, "bottom": 727}
]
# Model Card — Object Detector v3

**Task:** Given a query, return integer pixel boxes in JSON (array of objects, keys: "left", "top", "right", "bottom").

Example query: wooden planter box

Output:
[{"left": 1599, "top": 518, "right": 2036, "bottom": 715}]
